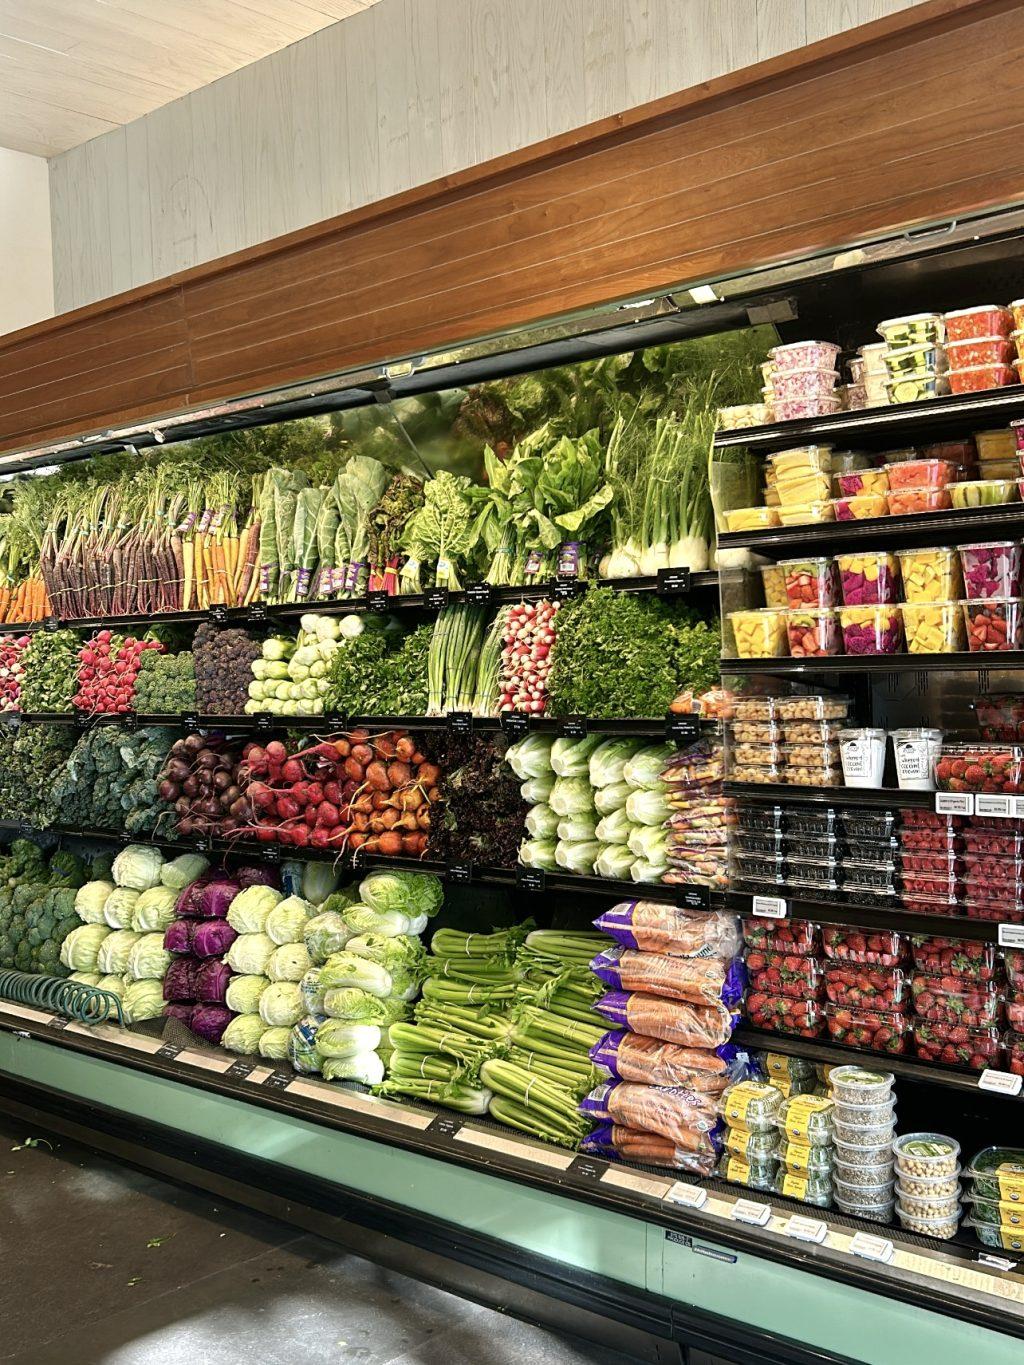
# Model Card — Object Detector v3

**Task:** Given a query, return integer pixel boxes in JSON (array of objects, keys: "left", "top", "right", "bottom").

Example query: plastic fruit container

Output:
[
  {"left": 962, "top": 598, "right": 1024, "bottom": 652},
  {"left": 910, "top": 975, "right": 1003, "bottom": 1027},
  {"left": 824, "top": 962, "right": 907, "bottom": 1010},
  {"left": 768, "top": 446, "right": 833, "bottom": 478},
  {"left": 745, "top": 991, "right": 824, "bottom": 1036},
  {"left": 745, "top": 949, "right": 825, "bottom": 999},
  {"left": 1005, "top": 1031, "right": 1024, "bottom": 1076},
  {"left": 949, "top": 364, "right": 1017, "bottom": 394},
  {"left": 775, "top": 470, "right": 833, "bottom": 505},
  {"left": 828, "top": 1065, "right": 894, "bottom": 1106},
  {"left": 773, "top": 368, "right": 839, "bottom": 400},
  {"left": 878, "top": 314, "right": 944, "bottom": 348},
  {"left": 886, "top": 458, "right": 957, "bottom": 490},
  {"left": 717, "top": 403, "right": 769, "bottom": 431},
  {"left": 893, "top": 1133, "right": 960, "bottom": 1177},
  {"left": 785, "top": 608, "right": 841, "bottom": 658},
  {"left": 899, "top": 603, "right": 963, "bottom": 655},
  {"left": 833, "top": 494, "right": 887, "bottom": 521},
  {"left": 822, "top": 926, "right": 905, "bottom": 966},
  {"left": 964, "top": 899, "right": 1024, "bottom": 924},
  {"left": 720, "top": 1080, "right": 784, "bottom": 1132},
  {"left": 912, "top": 1019, "right": 1003, "bottom": 1069},
  {"left": 978, "top": 458, "right": 1020, "bottom": 479},
  {"left": 835, "top": 551, "right": 899, "bottom": 606},
  {"left": 825, "top": 1004, "right": 909, "bottom": 1053},
  {"left": 725, "top": 506, "right": 780, "bottom": 532},
  {"left": 944, "top": 306, "right": 1012, "bottom": 341},
  {"left": 896, "top": 546, "right": 962, "bottom": 603},
  {"left": 1005, "top": 948, "right": 1024, "bottom": 991},
  {"left": 895, "top": 1200, "right": 960, "bottom": 1240},
  {"left": 780, "top": 556, "right": 839, "bottom": 608},
  {"left": 775, "top": 397, "right": 842, "bottom": 422},
  {"left": 838, "top": 605, "right": 902, "bottom": 655},
  {"left": 835, "top": 469, "right": 888, "bottom": 497},
  {"left": 760, "top": 564, "right": 788, "bottom": 609},
  {"left": 729, "top": 609, "right": 789, "bottom": 658},
  {"left": 886, "top": 373, "right": 950, "bottom": 404},
  {"left": 964, "top": 822, "right": 1024, "bottom": 856},
  {"left": 777, "top": 500, "right": 835, "bottom": 526},
  {"left": 884, "top": 343, "right": 947, "bottom": 377},
  {"left": 977, "top": 428, "right": 1017, "bottom": 461},
  {"left": 959, "top": 541, "right": 1022, "bottom": 599},
  {"left": 946, "top": 337, "right": 1014, "bottom": 368},
  {"left": 774, "top": 695, "right": 850, "bottom": 721},
  {"left": 886, "top": 487, "right": 952, "bottom": 515},
  {"left": 741, "top": 917, "right": 819, "bottom": 955},
  {"left": 911, "top": 936, "right": 997, "bottom": 980},
  {"left": 951, "top": 478, "right": 1019, "bottom": 509},
  {"left": 770, "top": 342, "right": 842, "bottom": 372},
  {"left": 863, "top": 372, "right": 890, "bottom": 406}
]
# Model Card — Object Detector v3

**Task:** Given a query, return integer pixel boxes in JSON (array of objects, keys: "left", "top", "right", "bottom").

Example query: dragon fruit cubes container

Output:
[
  {"left": 836, "top": 552, "right": 900, "bottom": 606},
  {"left": 959, "top": 542, "right": 1022, "bottom": 599},
  {"left": 838, "top": 605, "right": 903, "bottom": 655}
]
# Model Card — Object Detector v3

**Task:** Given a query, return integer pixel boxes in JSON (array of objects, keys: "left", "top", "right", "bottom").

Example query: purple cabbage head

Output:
[
  {"left": 196, "top": 958, "right": 232, "bottom": 1004},
  {"left": 198, "top": 879, "right": 240, "bottom": 919},
  {"left": 163, "top": 1003, "right": 195, "bottom": 1028},
  {"left": 192, "top": 920, "right": 237, "bottom": 959},
  {"left": 190, "top": 1005, "right": 234, "bottom": 1045},
  {"left": 163, "top": 957, "right": 199, "bottom": 1003},
  {"left": 236, "top": 865, "right": 279, "bottom": 889},
  {"left": 175, "top": 874, "right": 214, "bottom": 918},
  {"left": 163, "top": 919, "right": 193, "bottom": 955}
]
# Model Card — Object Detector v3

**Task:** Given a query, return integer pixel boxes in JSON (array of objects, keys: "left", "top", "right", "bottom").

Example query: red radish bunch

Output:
[
  {"left": 74, "top": 631, "right": 165, "bottom": 714},
  {"left": 499, "top": 599, "right": 558, "bottom": 714},
  {"left": 159, "top": 732, "right": 250, "bottom": 837},
  {"left": 241, "top": 728, "right": 442, "bottom": 855},
  {"left": 0, "top": 635, "right": 30, "bottom": 713}
]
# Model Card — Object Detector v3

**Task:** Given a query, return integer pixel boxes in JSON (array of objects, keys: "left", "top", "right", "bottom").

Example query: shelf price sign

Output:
[
  {"left": 979, "top": 1069, "right": 1024, "bottom": 1096},
  {"left": 935, "top": 792, "right": 973, "bottom": 816},
  {"left": 729, "top": 1198, "right": 771, "bottom": 1226},
  {"left": 783, "top": 1214, "right": 828, "bottom": 1245},
  {"left": 751, "top": 895, "right": 787, "bottom": 919},
  {"left": 848, "top": 1231, "right": 894, "bottom": 1264},
  {"left": 976, "top": 794, "right": 1015, "bottom": 820}
]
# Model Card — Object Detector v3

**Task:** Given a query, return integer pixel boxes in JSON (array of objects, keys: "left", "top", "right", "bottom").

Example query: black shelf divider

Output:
[
  {"left": 722, "top": 888, "right": 1002, "bottom": 942},
  {"left": 717, "top": 504, "right": 1024, "bottom": 556},
  {"left": 721, "top": 651, "right": 1024, "bottom": 675},
  {"left": 723, "top": 782, "right": 933, "bottom": 809}
]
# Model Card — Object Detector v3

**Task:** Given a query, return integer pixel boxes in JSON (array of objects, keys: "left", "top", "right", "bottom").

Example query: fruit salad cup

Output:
[
  {"left": 825, "top": 1005, "right": 910, "bottom": 1055},
  {"left": 944, "top": 305, "right": 1012, "bottom": 341},
  {"left": 950, "top": 478, "right": 1019, "bottom": 507},
  {"left": 833, "top": 494, "right": 887, "bottom": 521},
  {"left": 886, "top": 487, "right": 952, "bottom": 516},
  {"left": 729, "top": 609, "right": 789, "bottom": 658},
  {"left": 838, "top": 605, "right": 903, "bottom": 655},
  {"left": 896, "top": 547, "right": 962, "bottom": 603},
  {"left": 780, "top": 557, "right": 839, "bottom": 607},
  {"left": 836, "top": 552, "right": 899, "bottom": 606},
  {"left": 886, "top": 459, "right": 958, "bottom": 490},
  {"left": 959, "top": 542, "right": 1022, "bottom": 599},
  {"left": 760, "top": 563, "right": 788, "bottom": 609},
  {"left": 835, "top": 469, "right": 888, "bottom": 497},
  {"left": 962, "top": 598, "right": 1024, "bottom": 652},
  {"left": 785, "top": 608, "right": 842, "bottom": 657},
  {"left": 901, "top": 603, "right": 964, "bottom": 654}
]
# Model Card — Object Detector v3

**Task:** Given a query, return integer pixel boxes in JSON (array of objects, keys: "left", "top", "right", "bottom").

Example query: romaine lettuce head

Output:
[
  {"left": 74, "top": 880, "right": 114, "bottom": 925},
  {"left": 226, "top": 885, "right": 283, "bottom": 934},
  {"left": 303, "top": 910, "right": 354, "bottom": 964},
  {"left": 315, "top": 1020, "right": 381, "bottom": 1059},
  {"left": 625, "top": 789, "right": 670, "bottom": 826},
  {"left": 518, "top": 837, "right": 557, "bottom": 871},
  {"left": 594, "top": 843, "right": 636, "bottom": 880},
  {"left": 321, "top": 1052, "right": 385, "bottom": 1086},
  {"left": 595, "top": 807, "right": 632, "bottom": 844},
  {"left": 258, "top": 981, "right": 305, "bottom": 1028},
  {"left": 318, "top": 951, "right": 392, "bottom": 998},
  {"left": 588, "top": 738, "right": 645, "bottom": 789},
  {"left": 257, "top": 1026, "right": 291, "bottom": 1061},
  {"left": 554, "top": 839, "right": 599, "bottom": 874},
  {"left": 265, "top": 895, "right": 315, "bottom": 946},
  {"left": 358, "top": 871, "right": 443, "bottom": 921},
  {"left": 550, "top": 734, "right": 605, "bottom": 778},
  {"left": 222, "top": 1014, "right": 269, "bottom": 1055},
  {"left": 266, "top": 942, "right": 313, "bottom": 983},
  {"left": 126, "top": 932, "right": 171, "bottom": 981},
  {"left": 224, "top": 974, "right": 270, "bottom": 1014},
  {"left": 630, "top": 858, "right": 663, "bottom": 883},
  {"left": 556, "top": 815, "right": 597, "bottom": 843},
  {"left": 549, "top": 777, "right": 595, "bottom": 818},
  {"left": 225, "top": 932, "right": 276, "bottom": 976},
  {"left": 103, "top": 887, "right": 140, "bottom": 929},
  {"left": 524, "top": 804, "right": 559, "bottom": 840},
  {"left": 627, "top": 823, "right": 668, "bottom": 865},
  {"left": 97, "top": 929, "right": 142, "bottom": 975},
  {"left": 504, "top": 733, "right": 554, "bottom": 781},
  {"left": 520, "top": 774, "right": 555, "bottom": 804},
  {"left": 623, "top": 744, "right": 675, "bottom": 790},
  {"left": 121, "top": 979, "right": 164, "bottom": 1023}
]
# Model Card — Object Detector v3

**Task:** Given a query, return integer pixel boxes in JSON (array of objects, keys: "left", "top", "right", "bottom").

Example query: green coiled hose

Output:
[{"left": 0, "top": 969, "right": 124, "bottom": 1025}]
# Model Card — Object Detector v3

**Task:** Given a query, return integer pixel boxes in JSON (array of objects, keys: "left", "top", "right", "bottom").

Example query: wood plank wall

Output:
[
  {"left": 49, "top": 0, "right": 923, "bottom": 314},
  {"left": 5, "top": 0, "right": 1023, "bottom": 458}
]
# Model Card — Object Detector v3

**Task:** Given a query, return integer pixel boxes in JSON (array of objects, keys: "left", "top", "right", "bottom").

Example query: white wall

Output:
[
  {"left": 0, "top": 147, "right": 53, "bottom": 332},
  {"left": 48, "top": 0, "right": 925, "bottom": 316}
]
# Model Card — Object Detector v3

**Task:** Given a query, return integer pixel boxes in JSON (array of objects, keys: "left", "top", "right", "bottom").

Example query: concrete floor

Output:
[{"left": 0, "top": 1113, "right": 643, "bottom": 1365}]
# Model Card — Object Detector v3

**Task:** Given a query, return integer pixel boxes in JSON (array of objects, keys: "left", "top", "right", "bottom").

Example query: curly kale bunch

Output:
[{"left": 49, "top": 725, "right": 176, "bottom": 834}]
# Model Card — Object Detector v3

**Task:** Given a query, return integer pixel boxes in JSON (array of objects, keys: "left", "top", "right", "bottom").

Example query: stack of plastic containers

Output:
[
  {"left": 944, "top": 305, "right": 1015, "bottom": 396},
  {"left": 910, "top": 927, "right": 1005, "bottom": 1071},
  {"left": 856, "top": 342, "right": 889, "bottom": 408},
  {"left": 742, "top": 915, "right": 825, "bottom": 1039},
  {"left": 833, "top": 457, "right": 888, "bottom": 521},
  {"left": 822, "top": 925, "right": 910, "bottom": 1057},
  {"left": 1004, "top": 949, "right": 1024, "bottom": 1076},
  {"left": 773, "top": 1091, "right": 836, "bottom": 1208},
  {"left": 893, "top": 1133, "right": 963, "bottom": 1240},
  {"left": 961, "top": 817, "right": 1024, "bottom": 924},
  {"left": 897, "top": 545, "right": 963, "bottom": 659},
  {"left": 897, "top": 808, "right": 964, "bottom": 917},
  {"left": 958, "top": 539, "right": 1023, "bottom": 651},
  {"left": 780, "top": 553, "right": 841, "bottom": 658},
  {"left": 974, "top": 428, "right": 1017, "bottom": 481},
  {"left": 726, "top": 695, "right": 848, "bottom": 787},
  {"left": 717, "top": 1079, "right": 783, "bottom": 1192},
  {"left": 768, "top": 444, "right": 835, "bottom": 527},
  {"left": 829, "top": 1065, "right": 897, "bottom": 1224},
  {"left": 767, "top": 343, "right": 842, "bottom": 423},
  {"left": 876, "top": 314, "right": 949, "bottom": 406},
  {"left": 962, "top": 1144, "right": 1024, "bottom": 1251}
]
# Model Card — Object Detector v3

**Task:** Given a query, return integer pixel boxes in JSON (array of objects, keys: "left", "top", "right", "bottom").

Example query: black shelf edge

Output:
[
  {"left": 722, "top": 651, "right": 1024, "bottom": 675},
  {"left": 712, "top": 386, "right": 1024, "bottom": 452},
  {"left": 723, "top": 889, "right": 1002, "bottom": 942},
  {"left": 717, "top": 504, "right": 1024, "bottom": 554},
  {"left": 733, "top": 1026, "right": 1015, "bottom": 1099},
  {"left": 723, "top": 782, "right": 934, "bottom": 809},
  {"left": 0, "top": 572, "right": 720, "bottom": 636}
]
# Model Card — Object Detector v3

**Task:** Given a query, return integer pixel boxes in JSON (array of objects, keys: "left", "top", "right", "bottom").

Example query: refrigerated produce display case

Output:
[{"left": 9, "top": 209, "right": 1024, "bottom": 1365}]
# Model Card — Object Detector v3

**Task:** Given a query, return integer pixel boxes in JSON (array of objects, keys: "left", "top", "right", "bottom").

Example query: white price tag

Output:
[
  {"left": 1013, "top": 796, "right": 1024, "bottom": 819},
  {"left": 752, "top": 895, "right": 787, "bottom": 920},
  {"left": 978, "top": 1253, "right": 1018, "bottom": 1272},
  {"left": 730, "top": 1198, "right": 771, "bottom": 1226},
  {"left": 979, "top": 1069, "right": 1024, "bottom": 1096},
  {"left": 849, "top": 1231, "right": 894, "bottom": 1264},
  {"left": 666, "top": 1182, "right": 707, "bottom": 1209},
  {"left": 783, "top": 1214, "right": 828, "bottom": 1245},
  {"left": 999, "top": 925, "right": 1024, "bottom": 948},
  {"left": 975, "top": 794, "right": 1014, "bottom": 819},
  {"left": 935, "top": 792, "right": 973, "bottom": 816}
]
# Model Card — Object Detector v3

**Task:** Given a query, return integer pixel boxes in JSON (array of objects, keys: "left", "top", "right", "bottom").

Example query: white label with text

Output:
[
  {"left": 935, "top": 792, "right": 973, "bottom": 816},
  {"left": 979, "top": 1069, "right": 1024, "bottom": 1096},
  {"left": 666, "top": 1182, "right": 708, "bottom": 1209},
  {"left": 751, "top": 895, "right": 787, "bottom": 920},
  {"left": 730, "top": 1199, "right": 771, "bottom": 1226},
  {"left": 849, "top": 1231, "right": 894, "bottom": 1264},
  {"left": 783, "top": 1215, "right": 828, "bottom": 1245}
]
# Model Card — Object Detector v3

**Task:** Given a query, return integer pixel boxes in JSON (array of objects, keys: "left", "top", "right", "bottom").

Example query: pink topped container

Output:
[
  {"left": 770, "top": 341, "right": 842, "bottom": 372},
  {"left": 944, "top": 306, "right": 1012, "bottom": 341}
]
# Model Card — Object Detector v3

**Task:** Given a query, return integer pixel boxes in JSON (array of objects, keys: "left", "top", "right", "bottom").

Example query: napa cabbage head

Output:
[
  {"left": 227, "top": 885, "right": 283, "bottom": 934},
  {"left": 322, "top": 988, "right": 407, "bottom": 1024},
  {"left": 301, "top": 862, "right": 342, "bottom": 906},
  {"left": 103, "top": 887, "right": 139, "bottom": 929},
  {"left": 258, "top": 981, "right": 305, "bottom": 1028},
  {"left": 358, "top": 870, "right": 443, "bottom": 921},
  {"left": 226, "top": 932, "right": 276, "bottom": 976},
  {"left": 225, "top": 974, "right": 270, "bottom": 1014},
  {"left": 321, "top": 1052, "right": 385, "bottom": 1086},
  {"left": 111, "top": 844, "right": 164, "bottom": 892},
  {"left": 303, "top": 910, "right": 354, "bottom": 964},
  {"left": 74, "top": 880, "right": 114, "bottom": 925},
  {"left": 267, "top": 942, "right": 313, "bottom": 983},
  {"left": 504, "top": 733, "right": 554, "bottom": 781},
  {"left": 132, "top": 886, "right": 178, "bottom": 933},
  {"left": 265, "top": 895, "right": 315, "bottom": 946},
  {"left": 222, "top": 1015, "right": 269, "bottom": 1055},
  {"left": 318, "top": 951, "right": 393, "bottom": 998},
  {"left": 127, "top": 932, "right": 171, "bottom": 981},
  {"left": 315, "top": 1020, "right": 381, "bottom": 1059}
]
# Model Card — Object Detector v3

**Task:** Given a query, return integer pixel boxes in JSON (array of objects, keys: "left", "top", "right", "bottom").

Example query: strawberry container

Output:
[
  {"left": 1005, "top": 1029, "right": 1024, "bottom": 1076},
  {"left": 825, "top": 962, "right": 908, "bottom": 1010},
  {"left": 746, "top": 991, "right": 825, "bottom": 1037},
  {"left": 780, "top": 557, "right": 839, "bottom": 608},
  {"left": 899, "top": 849, "right": 964, "bottom": 876},
  {"left": 959, "top": 542, "right": 1022, "bottom": 599},
  {"left": 900, "top": 889, "right": 961, "bottom": 917},
  {"left": 825, "top": 1004, "right": 910, "bottom": 1054},
  {"left": 770, "top": 341, "right": 842, "bottom": 372},
  {"left": 741, "top": 917, "right": 820, "bottom": 955},
  {"left": 901, "top": 809, "right": 966, "bottom": 829},
  {"left": 1003, "top": 948, "right": 1024, "bottom": 990},
  {"left": 899, "top": 824, "right": 962, "bottom": 853},
  {"left": 934, "top": 743, "right": 1024, "bottom": 794},
  {"left": 910, "top": 974, "right": 1003, "bottom": 1027},
  {"left": 885, "top": 487, "right": 952, "bottom": 516},
  {"left": 912, "top": 1018, "right": 1003, "bottom": 1069},
  {"left": 900, "top": 869, "right": 963, "bottom": 901},
  {"left": 1006, "top": 1000, "right": 1024, "bottom": 1028},
  {"left": 963, "top": 598, "right": 1024, "bottom": 653},
  {"left": 944, "top": 306, "right": 1012, "bottom": 341},
  {"left": 963, "top": 850, "right": 1024, "bottom": 885},
  {"left": 745, "top": 949, "right": 826, "bottom": 999},
  {"left": 773, "top": 368, "right": 840, "bottom": 400},
  {"left": 975, "top": 695, "right": 1024, "bottom": 741},
  {"left": 964, "top": 898, "right": 1024, "bottom": 924},
  {"left": 911, "top": 936, "right": 998, "bottom": 981},
  {"left": 949, "top": 364, "right": 1017, "bottom": 394},
  {"left": 822, "top": 926, "right": 906, "bottom": 966},
  {"left": 963, "top": 821, "right": 1024, "bottom": 856},
  {"left": 946, "top": 336, "right": 1015, "bottom": 368}
]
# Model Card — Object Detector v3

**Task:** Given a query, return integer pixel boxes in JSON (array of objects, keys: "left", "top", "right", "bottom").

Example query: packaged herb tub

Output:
[
  {"left": 763, "top": 1051, "right": 817, "bottom": 1084},
  {"left": 965, "top": 1194, "right": 1024, "bottom": 1227},
  {"left": 965, "top": 1218, "right": 1024, "bottom": 1251},
  {"left": 716, "top": 1153, "right": 777, "bottom": 1191},
  {"left": 777, "top": 1137, "right": 835, "bottom": 1176},
  {"left": 773, "top": 1167, "right": 833, "bottom": 1208},
  {"left": 722, "top": 1125, "right": 780, "bottom": 1162}
]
